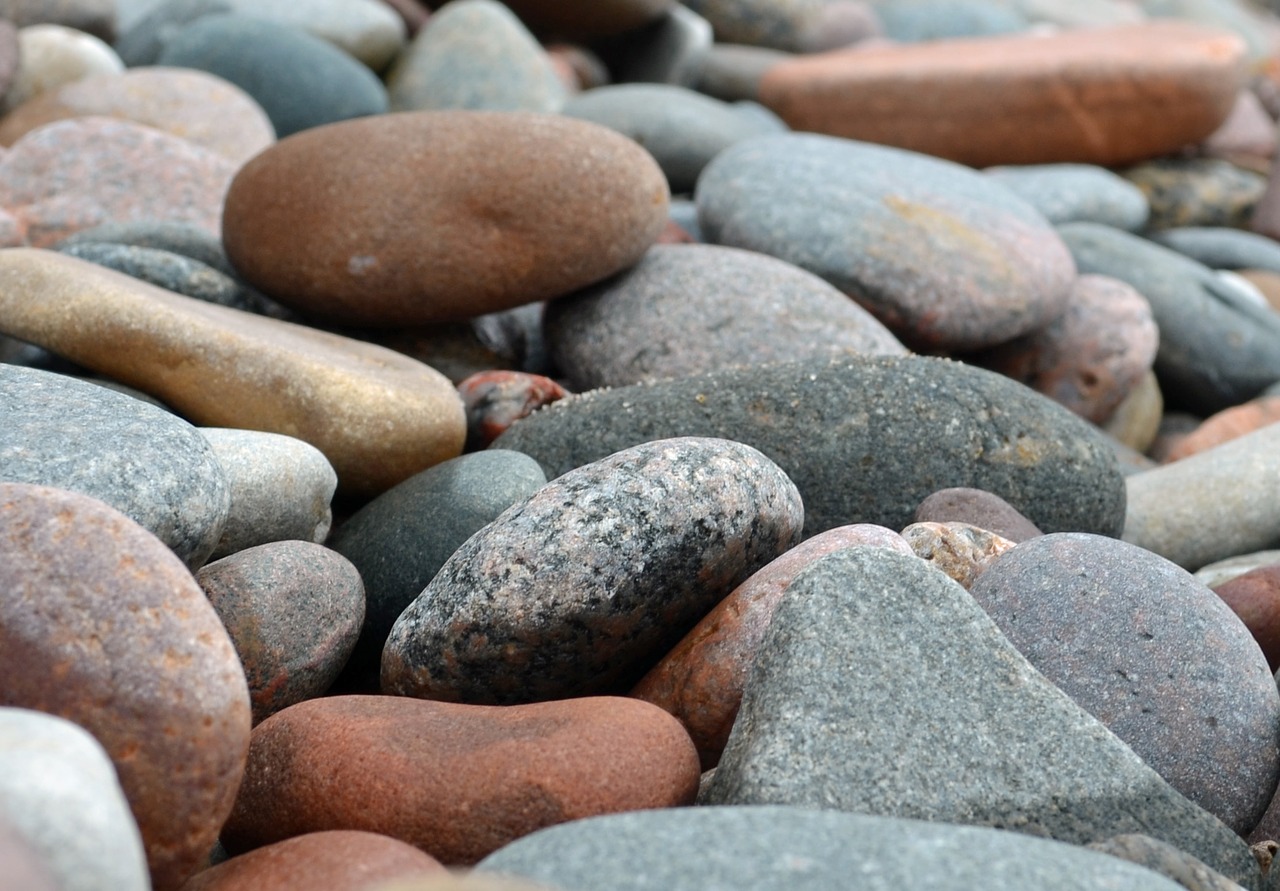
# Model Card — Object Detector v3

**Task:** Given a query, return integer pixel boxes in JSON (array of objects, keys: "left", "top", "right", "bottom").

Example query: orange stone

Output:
[{"left": 1163, "top": 396, "right": 1280, "bottom": 463}]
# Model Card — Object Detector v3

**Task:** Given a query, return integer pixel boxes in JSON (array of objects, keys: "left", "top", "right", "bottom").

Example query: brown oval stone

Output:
[
  {"left": 222, "top": 111, "right": 669, "bottom": 327},
  {"left": 0, "top": 483, "right": 252, "bottom": 891},
  {"left": 912, "top": 487, "right": 1043, "bottom": 543},
  {"left": 221, "top": 695, "right": 699, "bottom": 866},
  {"left": 758, "top": 22, "right": 1246, "bottom": 168},
  {"left": 1212, "top": 564, "right": 1280, "bottom": 673},
  {"left": 1163, "top": 396, "right": 1280, "bottom": 463}
]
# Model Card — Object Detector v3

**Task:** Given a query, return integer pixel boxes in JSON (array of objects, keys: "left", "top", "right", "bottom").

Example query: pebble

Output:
[
  {"left": 681, "top": 0, "right": 880, "bottom": 52},
  {"left": 1212, "top": 564, "right": 1280, "bottom": 671},
  {"left": 1102, "top": 369, "right": 1165, "bottom": 453},
  {"left": 2, "top": 0, "right": 115, "bottom": 41},
  {"left": 1123, "top": 158, "right": 1267, "bottom": 230},
  {"left": 1, "top": 24, "right": 122, "bottom": 114},
  {"left": 912, "top": 486, "right": 1044, "bottom": 542},
  {"left": 457, "top": 370, "right": 569, "bottom": 450},
  {"left": 695, "top": 42, "right": 795, "bottom": 102},
  {"left": 0, "top": 21, "right": 16, "bottom": 102},
  {"left": 901, "top": 521, "right": 1016, "bottom": 588},
  {"left": 1197, "top": 550, "right": 1280, "bottom": 588},
  {"left": 591, "top": 3, "right": 713, "bottom": 87},
  {"left": 1201, "top": 89, "right": 1277, "bottom": 164},
  {"left": 983, "top": 163, "right": 1151, "bottom": 230},
  {"left": 1088, "top": 834, "right": 1253, "bottom": 891},
  {"left": 1149, "top": 226, "right": 1280, "bottom": 273},
  {"left": 114, "top": 0, "right": 234, "bottom": 66},
  {"left": 221, "top": 0, "right": 408, "bottom": 73},
  {"left": 1162, "top": 396, "right": 1280, "bottom": 462},
  {"left": 492, "top": 0, "right": 674, "bottom": 41},
  {"left": 871, "top": 0, "right": 1028, "bottom": 41},
  {"left": 0, "top": 814, "right": 58, "bottom": 891},
  {"left": 55, "top": 219, "right": 237, "bottom": 276}
]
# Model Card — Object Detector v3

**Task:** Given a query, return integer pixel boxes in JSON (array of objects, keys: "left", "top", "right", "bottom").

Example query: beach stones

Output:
[
  {"left": 1161, "top": 396, "right": 1280, "bottom": 462},
  {"left": 1, "top": 23, "right": 122, "bottom": 114},
  {"left": 901, "top": 521, "right": 1016, "bottom": 589},
  {"left": 458, "top": 371, "right": 569, "bottom": 450},
  {"left": 222, "top": 0, "right": 408, "bottom": 72},
  {"left": 221, "top": 695, "right": 700, "bottom": 865},
  {"left": 695, "top": 133, "right": 1075, "bottom": 351},
  {"left": 756, "top": 22, "right": 1246, "bottom": 167},
  {"left": 1123, "top": 158, "right": 1266, "bottom": 230},
  {"left": 1149, "top": 227, "right": 1280, "bottom": 273},
  {"left": 913, "top": 486, "right": 1043, "bottom": 542},
  {"left": 382, "top": 437, "right": 803, "bottom": 704},
  {"left": 222, "top": 111, "right": 669, "bottom": 327},
  {"left": 0, "top": 483, "right": 252, "bottom": 891},
  {"left": 681, "top": 0, "right": 876, "bottom": 52},
  {"left": 983, "top": 163, "right": 1151, "bottom": 230}
]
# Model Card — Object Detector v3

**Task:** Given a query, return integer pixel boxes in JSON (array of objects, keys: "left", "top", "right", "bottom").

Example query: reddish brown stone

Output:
[
  {"left": 912, "top": 487, "right": 1043, "bottom": 543},
  {"left": 221, "top": 695, "right": 699, "bottom": 865},
  {"left": 0, "top": 483, "right": 252, "bottom": 891},
  {"left": 758, "top": 22, "right": 1246, "bottom": 168},
  {"left": 1212, "top": 564, "right": 1280, "bottom": 672},
  {"left": 457, "top": 370, "right": 569, "bottom": 450},
  {"left": 1164, "top": 397, "right": 1280, "bottom": 463}
]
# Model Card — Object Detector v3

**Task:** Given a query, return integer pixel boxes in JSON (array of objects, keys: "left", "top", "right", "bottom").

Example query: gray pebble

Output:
[
  {"left": 1148, "top": 227, "right": 1280, "bottom": 273},
  {"left": 984, "top": 163, "right": 1150, "bottom": 230}
]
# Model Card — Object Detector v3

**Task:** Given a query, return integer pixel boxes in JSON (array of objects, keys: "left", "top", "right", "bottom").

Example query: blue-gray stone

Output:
[
  {"left": 114, "top": 0, "right": 232, "bottom": 66},
  {"left": 870, "top": 0, "right": 1028, "bottom": 41},
  {"left": 1148, "top": 226, "right": 1280, "bottom": 273},
  {"left": 984, "top": 163, "right": 1150, "bottom": 230},
  {"left": 667, "top": 198, "right": 703, "bottom": 240}
]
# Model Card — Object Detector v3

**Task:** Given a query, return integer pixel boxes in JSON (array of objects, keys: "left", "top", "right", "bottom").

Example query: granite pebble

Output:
[{"left": 1124, "top": 158, "right": 1267, "bottom": 230}]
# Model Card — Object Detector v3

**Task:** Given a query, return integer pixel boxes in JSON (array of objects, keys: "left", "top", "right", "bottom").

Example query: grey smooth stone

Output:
[
  {"left": 0, "top": 364, "right": 230, "bottom": 567},
  {"left": 703, "top": 548, "right": 1262, "bottom": 888},
  {"left": 114, "top": 0, "right": 232, "bottom": 66},
  {"left": 870, "top": 0, "right": 1028, "bottom": 41},
  {"left": 55, "top": 219, "right": 236, "bottom": 276},
  {"left": 491, "top": 356, "right": 1127, "bottom": 539},
  {"left": 1059, "top": 222, "right": 1280, "bottom": 414},
  {"left": 984, "top": 163, "right": 1150, "bottom": 230},
  {"left": 592, "top": 3, "right": 713, "bottom": 86},
  {"left": 478, "top": 806, "right": 1188, "bottom": 891},
  {"left": 694, "top": 41, "right": 793, "bottom": 102},
  {"left": 223, "top": 0, "right": 407, "bottom": 72},
  {"left": 0, "top": 708, "right": 149, "bottom": 891},
  {"left": 680, "top": 0, "right": 875, "bottom": 52},
  {"left": 667, "top": 198, "right": 703, "bottom": 241},
  {"left": 1148, "top": 227, "right": 1280, "bottom": 274},
  {"left": 1196, "top": 550, "right": 1280, "bottom": 589}
]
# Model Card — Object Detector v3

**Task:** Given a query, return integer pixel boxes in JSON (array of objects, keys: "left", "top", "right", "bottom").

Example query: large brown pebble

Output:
[
  {"left": 912, "top": 487, "right": 1043, "bottom": 543},
  {"left": 1213, "top": 564, "right": 1280, "bottom": 672},
  {"left": 1164, "top": 396, "right": 1280, "bottom": 463},
  {"left": 222, "top": 111, "right": 669, "bottom": 327},
  {"left": 0, "top": 483, "right": 251, "bottom": 891},
  {"left": 221, "top": 695, "right": 700, "bottom": 865}
]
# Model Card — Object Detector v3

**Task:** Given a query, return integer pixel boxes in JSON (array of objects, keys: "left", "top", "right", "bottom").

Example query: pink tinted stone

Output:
[{"left": 457, "top": 370, "right": 569, "bottom": 450}]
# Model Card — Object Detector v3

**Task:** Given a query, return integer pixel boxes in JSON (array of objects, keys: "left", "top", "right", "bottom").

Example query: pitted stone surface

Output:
[{"left": 900, "top": 521, "right": 1016, "bottom": 589}]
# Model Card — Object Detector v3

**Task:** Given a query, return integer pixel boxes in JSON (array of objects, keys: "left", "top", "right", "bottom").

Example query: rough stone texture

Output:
[
  {"left": 0, "top": 814, "right": 58, "bottom": 891},
  {"left": 383, "top": 437, "right": 804, "bottom": 704},
  {"left": 449, "top": 0, "right": 674, "bottom": 41},
  {"left": 702, "top": 548, "right": 1261, "bottom": 888},
  {"left": 1197, "top": 551, "right": 1280, "bottom": 589},
  {"left": 0, "top": 116, "right": 236, "bottom": 247},
  {"left": 330, "top": 449, "right": 547, "bottom": 689},
  {"left": 56, "top": 219, "right": 237, "bottom": 276},
  {"left": 492, "top": 356, "right": 1127, "bottom": 539},
  {"left": 114, "top": 0, "right": 233, "bottom": 66},
  {"left": 1163, "top": 397, "right": 1280, "bottom": 463},
  {"left": 681, "top": 0, "right": 878, "bottom": 52},
  {"left": 631, "top": 524, "right": 913, "bottom": 770},
  {"left": 968, "top": 533, "right": 1280, "bottom": 834},
  {"left": 1150, "top": 227, "right": 1280, "bottom": 273},
  {"left": 0, "top": 708, "right": 149, "bottom": 891},
  {"left": 458, "top": 371, "right": 568, "bottom": 450},
  {"left": 1104, "top": 369, "right": 1164, "bottom": 454},
  {"left": 221, "top": 695, "right": 700, "bottom": 865},
  {"left": 912, "top": 486, "right": 1044, "bottom": 542},
  {"left": 0, "top": 249, "right": 467, "bottom": 497},
  {"left": 544, "top": 244, "right": 905, "bottom": 391},
  {"left": 983, "top": 163, "right": 1151, "bottom": 230},
  {"left": 901, "top": 521, "right": 1016, "bottom": 589},
  {"left": 757, "top": 22, "right": 1246, "bottom": 168},
  {"left": 696, "top": 133, "right": 1076, "bottom": 352},
  {"left": 222, "top": 111, "right": 669, "bottom": 327},
  {"left": 0, "top": 0, "right": 115, "bottom": 40},
  {"left": 0, "top": 483, "right": 253, "bottom": 891},
  {"left": 1212, "top": 565, "right": 1280, "bottom": 672},
  {"left": 1088, "top": 835, "right": 1252, "bottom": 891},
  {"left": 1, "top": 23, "right": 121, "bottom": 114},
  {"left": 0, "top": 364, "right": 230, "bottom": 567},
  {"left": 222, "top": 0, "right": 408, "bottom": 72},
  {"left": 1124, "top": 158, "right": 1266, "bottom": 230},
  {"left": 478, "top": 807, "right": 1191, "bottom": 891}
]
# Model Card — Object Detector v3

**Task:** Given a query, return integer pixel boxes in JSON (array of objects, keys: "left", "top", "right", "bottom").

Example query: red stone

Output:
[
  {"left": 457, "top": 370, "right": 569, "bottom": 450},
  {"left": 1163, "top": 397, "right": 1280, "bottom": 463},
  {"left": 1213, "top": 564, "right": 1280, "bottom": 672}
]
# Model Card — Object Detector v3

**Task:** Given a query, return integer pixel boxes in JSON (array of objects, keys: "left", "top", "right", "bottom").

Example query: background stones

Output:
[
  {"left": 983, "top": 163, "right": 1151, "bottom": 230},
  {"left": 1, "top": 23, "right": 122, "bottom": 114}
]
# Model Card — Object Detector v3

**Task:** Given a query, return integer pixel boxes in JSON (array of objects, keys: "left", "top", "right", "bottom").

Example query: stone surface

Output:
[
  {"left": 1201, "top": 90, "right": 1277, "bottom": 163},
  {"left": 696, "top": 132, "right": 1076, "bottom": 352},
  {"left": 1197, "top": 551, "right": 1280, "bottom": 589},
  {"left": 114, "top": 0, "right": 233, "bottom": 66},
  {"left": 681, "top": 0, "right": 879, "bottom": 52},
  {"left": 871, "top": 0, "right": 1027, "bottom": 40},
  {"left": 1212, "top": 564, "right": 1280, "bottom": 672},
  {"left": 223, "top": 0, "right": 408, "bottom": 72},
  {"left": 0, "top": 814, "right": 58, "bottom": 891},
  {"left": 590, "top": 3, "right": 714, "bottom": 87},
  {"left": 1, "top": 23, "right": 122, "bottom": 114},
  {"left": 1124, "top": 158, "right": 1266, "bottom": 230},
  {"left": 912, "top": 486, "right": 1043, "bottom": 542},
  {"left": 0, "top": 21, "right": 18, "bottom": 105},
  {"left": 968, "top": 532, "right": 1280, "bottom": 834},
  {"left": 492, "top": 356, "right": 1127, "bottom": 539},
  {"left": 464, "top": 0, "right": 674, "bottom": 41},
  {"left": 1088, "top": 835, "right": 1252, "bottom": 891},
  {"left": 0, "top": 0, "right": 115, "bottom": 40},
  {"left": 1103, "top": 368, "right": 1164, "bottom": 453},
  {"left": 983, "top": 163, "right": 1150, "bottom": 230},
  {"left": 1150, "top": 227, "right": 1280, "bottom": 276},
  {"left": 1163, "top": 397, "right": 1280, "bottom": 463},
  {"left": 458, "top": 371, "right": 569, "bottom": 450},
  {"left": 901, "top": 521, "right": 1016, "bottom": 589},
  {"left": 221, "top": 695, "right": 700, "bottom": 865},
  {"left": 0, "top": 249, "right": 467, "bottom": 497},
  {"left": 0, "top": 483, "right": 252, "bottom": 891},
  {"left": 223, "top": 111, "right": 669, "bottom": 327},
  {"left": 695, "top": 42, "right": 794, "bottom": 102},
  {"left": 757, "top": 22, "right": 1245, "bottom": 168},
  {"left": 56, "top": 219, "right": 237, "bottom": 275}
]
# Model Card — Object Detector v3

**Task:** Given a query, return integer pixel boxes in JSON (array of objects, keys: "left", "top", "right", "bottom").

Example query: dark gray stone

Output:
[
  {"left": 492, "top": 355, "right": 1127, "bottom": 539},
  {"left": 703, "top": 548, "right": 1262, "bottom": 889},
  {"left": 478, "top": 806, "right": 1188, "bottom": 891},
  {"left": 55, "top": 220, "right": 235, "bottom": 277},
  {"left": 694, "top": 42, "right": 793, "bottom": 102},
  {"left": 1123, "top": 158, "right": 1266, "bottom": 231},
  {"left": 591, "top": 3, "right": 713, "bottom": 87},
  {"left": 1148, "top": 227, "right": 1280, "bottom": 274},
  {"left": 870, "top": 0, "right": 1027, "bottom": 41},
  {"left": 114, "top": 0, "right": 232, "bottom": 66},
  {"left": 983, "top": 163, "right": 1150, "bottom": 231},
  {"left": 382, "top": 437, "right": 804, "bottom": 703}
]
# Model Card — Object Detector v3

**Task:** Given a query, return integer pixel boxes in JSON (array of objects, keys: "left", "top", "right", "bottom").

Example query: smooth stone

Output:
[
  {"left": 696, "top": 133, "right": 1076, "bottom": 352},
  {"left": 695, "top": 42, "right": 794, "bottom": 102},
  {"left": 370, "top": 877, "right": 549, "bottom": 891},
  {"left": 222, "top": 0, "right": 408, "bottom": 72},
  {"left": 901, "top": 521, "right": 1016, "bottom": 589},
  {"left": 0, "top": 814, "right": 58, "bottom": 891},
  {"left": 1197, "top": 550, "right": 1280, "bottom": 588},
  {"left": 1124, "top": 423, "right": 1280, "bottom": 570},
  {"left": 1124, "top": 159, "right": 1266, "bottom": 230},
  {"left": 199, "top": 428, "right": 336, "bottom": 559},
  {"left": 463, "top": 0, "right": 673, "bottom": 41},
  {"left": 0, "top": 116, "right": 236, "bottom": 247},
  {"left": 0, "top": 483, "right": 252, "bottom": 891},
  {"left": 1213, "top": 565, "right": 1280, "bottom": 672},
  {"left": 1, "top": 0, "right": 114, "bottom": 40},
  {"left": 1103, "top": 368, "right": 1164, "bottom": 453},
  {"left": 1143, "top": 0, "right": 1274, "bottom": 62},
  {"left": 912, "top": 487, "right": 1043, "bottom": 542},
  {"left": 0, "top": 364, "right": 231, "bottom": 566},
  {"left": 0, "top": 249, "right": 467, "bottom": 497},
  {"left": 1149, "top": 410, "right": 1209, "bottom": 464},
  {"left": 630, "top": 524, "right": 913, "bottom": 770},
  {"left": 969, "top": 532, "right": 1280, "bottom": 833},
  {"left": 681, "top": 0, "right": 879, "bottom": 52},
  {"left": 1, "top": 23, "right": 121, "bottom": 114},
  {"left": 457, "top": 371, "right": 569, "bottom": 450},
  {"left": 113, "top": 0, "right": 233, "bottom": 66},
  {"left": 221, "top": 695, "right": 700, "bottom": 865},
  {"left": 0, "top": 21, "right": 16, "bottom": 100},
  {"left": 983, "top": 163, "right": 1151, "bottom": 230},
  {"left": 329, "top": 449, "right": 548, "bottom": 689},
  {"left": 387, "top": 0, "right": 565, "bottom": 113},
  {"left": 589, "top": 3, "right": 712, "bottom": 87},
  {"left": 156, "top": 14, "right": 388, "bottom": 138},
  {"left": 1149, "top": 227, "right": 1280, "bottom": 273},
  {"left": 870, "top": 0, "right": 1027, "bottom": 41},
  {"left": 544, "top": 244, "right": 905, "bottom": 391},
  {"left": 1202, "top": 90, "right": 1277, "bottom": 163},
  {"left": 1089, "top": 835, "right": 1252, "bottom": 891},
  {"left": 196, "top": 542, "right": 364, "bottom": 724},
  {"left": 492, "top": 356, "right": 1127, "bottom": 539},
  {"left": 0, "top": 708, "right": 149, "bottom": 891},
  {"left": 702, "top": 548, "right": 1261, "bottom": 888},
  {"left": 1162, "top": 396, "right": 1280, "bottom": 462},
  {"left": 757, "top": 23, "right": 1245, "bottom": 168},
  {"left": 56, "top": 218, "right": 236, "bottom": 275}
]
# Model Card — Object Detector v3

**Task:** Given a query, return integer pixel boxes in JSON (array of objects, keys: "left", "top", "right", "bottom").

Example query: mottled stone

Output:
[
  {"left": 0, "top": 483, "right": 252, "bottom": 891},
  {"left": 0, "top": 0, "right": 114, "bottom": 40},
  {"left": 983, "top": 163, "right": 1151, "bottom": 230},
  {"left": 1088, "top": 835, "right": 1251, "bottom": 891},
  {"left": 1, "top": 23, "right": 121, "bottom": 113},
  {"left": 458, "top": 371, "right": 568, "bottom": 450},
  {"left": 631, "top": 525, "right": 913, "bottom": 770},
  {"left": 968, "top": 533, "right": 1280, "bottom": 833},
  {"left": 912, "top": 486, "right": 1043, "bottom": 543},
  {"left": 1164, "top": 397, "right": 1280, "bottom": 463},
  {"left": 384, "top": 437, "right": 803, "bottom": 703},
  {"left": 113, "top": 0, "right": 232, "bottom": 66},
  {"left": 901, "top": 521, "right": 1015, "bottom": 589},
  {"left": 222, "top": 695, "right": 700, "bottom": 865},
  {"left": 0, "top": 249, "right": 467, "bottom": 497},
  {"left": 1211, "top": 565, "right": 1280, "bottom": 672},
  {"left": 56, "top": 219, "right": 236, "bottom": 275},
  {"left": 681, "top": 0, "right": 879, "bottom": 52},
  {"left": 1149, "top": 227, "right": 1280, "bottom": 273},
  {"left": 1124, "top": 159, "right": 1266, "bottom": 230},
  {"left": 223, "top": 111, "right": 668, "bottom": 327},
  {"left": 222, "top": 0, "right": 407, "bottom": 72},
  {"left": 1103, "top": 369, "right": 1164, "bottom": 453}
]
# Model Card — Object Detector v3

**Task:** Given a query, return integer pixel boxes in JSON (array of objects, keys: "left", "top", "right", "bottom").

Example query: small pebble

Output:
[{"left": 1, "top": 23, "right": 122, "bottom": 114}]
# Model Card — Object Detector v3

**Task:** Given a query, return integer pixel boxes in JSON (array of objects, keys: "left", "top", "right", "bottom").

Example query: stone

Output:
[
  {"left": 589, "top": 4, "right": 713, "bottom": 87},
  {"left": 221, "top": 695, "right": 700, "bottom": 865},
  {"left": 757, "top": 22, "right": 1246, "bottom": 168},
  {"left": 156, "top": 14, "right": 388, "bottom": 138},
  {"left": 0, "top": 0, "right": 114, "bottom": 40},
  {"left": 468, "top": 0, "right": 673, "bottom": 41},
  {"left": 983, "top": 163, "right": 1151, "bottom": 230},
  {"left": 697, "top": 133, "right": 1076, "bottom": 352},
  {"left": 56, "top": 219, "right": 236, "bottom": 275},
  {"left": 0, "top": 707, "right": 149, "bottom": 891},
  {"left": 695, "top": 42, "right": 794, "bottom": 102},
  {"left": 223, "top": 0, "right": 407, "bottom": 72},
  {"left": 702, "top": 548, "right": 1261, "bottom": 888},
  {"left": 1149, "top": 227, "right": 1280, "bottom": 273},
  {"left": 492, "top": 356, "right": 1127, "bottom": 539},
  {"left": 1163, "top": 397, "right": 1280, "bottom": 462},
  {"left": 1, "top": 23, "right": 121, "bottom": 114},
  {"left": 1089, "top": 835, "right": 1253, "bottom": 891},
  {"left": 1197, "top": 551, "right": 1280, "bottom": 589},
  {"left": 912, "top": 486, "right": 1043, "bottom": 543},
  {"left": 544, "top": 244, "right": 905, "bottom": 391},
  {"left": 1103, "top": 368, "right": 1164, "bottom": 453},
  {"left": 968, "top": 533, "right": 1280, "bottom": 833},
  {"left": 457, "top": 371, "right": 568, "bottom": 450},
  {"left": 223, "top": 111, "right": 669, "bottom": 327},
  {"left": 1201, "top": 90, "right": 1276, "bottom": 163},
  {"left": 199, "top": 428, "right": 336, "bottom": 559},
  {"left": 1143, "top": 0, "right": 1274, "bottom": 63},
  {"left": 870, "top": 0, "right": 1027, "bottom": 41},
  {"left": 681, "top": 0, "right": 880, "bottom": 52},
  {"left": 113, "top": 0, "right": 232, "bottom": 66},
  {"left": 1211, "top": 565, "right": 1280, "bottom": 672},
  {"left": 1123, "top": 158, "right": 1266, "bottom": 231},
  {"left": 0, "top": 483, "right": 252, "bottom": 891},
  {"left": 0, "top": 364, "right": 231, "bottom": 567},
  {"left": 0, "top": 814, "right": 58, "bottom": 891},
  {"left": 386, "top": 0, "right": 566, "bottom": 113},
  {"left": 371, "top": 878, "right": 548, "bottom": 891},
  {"left": 901, "top": 521, "right": 1016, "bottom": 589},
  {"left": 630, "top": 524, "right": 913, "bottom": 770},
  {"left": 0, "top": 249, "right": 467, "bottom": 497}
]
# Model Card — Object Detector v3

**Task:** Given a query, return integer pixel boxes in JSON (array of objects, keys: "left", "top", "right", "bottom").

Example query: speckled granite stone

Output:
[
  {"left": 1124, "top": 158, "right": 1266, "bottom": 230},
  {"left": 56, "top": 220, "right": 236, "bottom": 276}
]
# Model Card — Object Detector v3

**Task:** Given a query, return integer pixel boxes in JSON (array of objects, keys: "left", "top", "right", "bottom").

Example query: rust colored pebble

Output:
[
  {"left": 758, "top": 22, "right": 1245, "bottom": 168},
  {"left": 912, "top": 487, "right": 1043, "bottom": 543},
  {"left": 1213, "top": 564, "right": 1280, "bottom": 673},
  {"left": 220, "top": 695, "right": 700, "bottom": 866},
  {"left": 178, "top": 831, "right": 445, "bottom": 891},
  {"left": 1163, "top": 397, "right": 1280, "bottom": 463},
  {"left": 457, "top": 370, "right": 569, "bottom": 451}
]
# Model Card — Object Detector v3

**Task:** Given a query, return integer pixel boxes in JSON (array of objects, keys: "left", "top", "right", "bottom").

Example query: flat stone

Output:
[
  {"left": 0, "top": 249, "right": 466, "bottom": 497},
  {"left": 1, "top": 0, "right": 115, "bottom": 40},
  {"left": 681, "top": 0, "right": 878, "bottom": 52},
  {"left": 1, "top": 23, "right": 121, "bottom": 114},
  {"left": 901, "top": 521, "right": 1016, "bottom": 589},
  {"left": 55, "top": 219, "right": 236, "bottom": 275},
  {"left": 1212, "top": 564, "right": 1280, "bottom": 672},
  {"left": 223, "top": 0, "right": 407, "bottom": 72},
  {"left": 0, "top": 483, "right": 252, "bottom": 891},
  {"left": 912, "top": 486, "right": 1043, "bottom": 542},
  {"left": 1162, "top": 396, "right": 1280, "bottom": 463},
  {"left": 1124, "top": 158, "right": 1266, "bottom": 230},
  {"left": 1149, "top": 227, "right": 1280, "bottom": 273},
  {"left": 983, "top": 163, "right": 1151, "bottom": 230},
  {"left": 696, "top": 133, "right": 1076, "bottom": 351}
]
